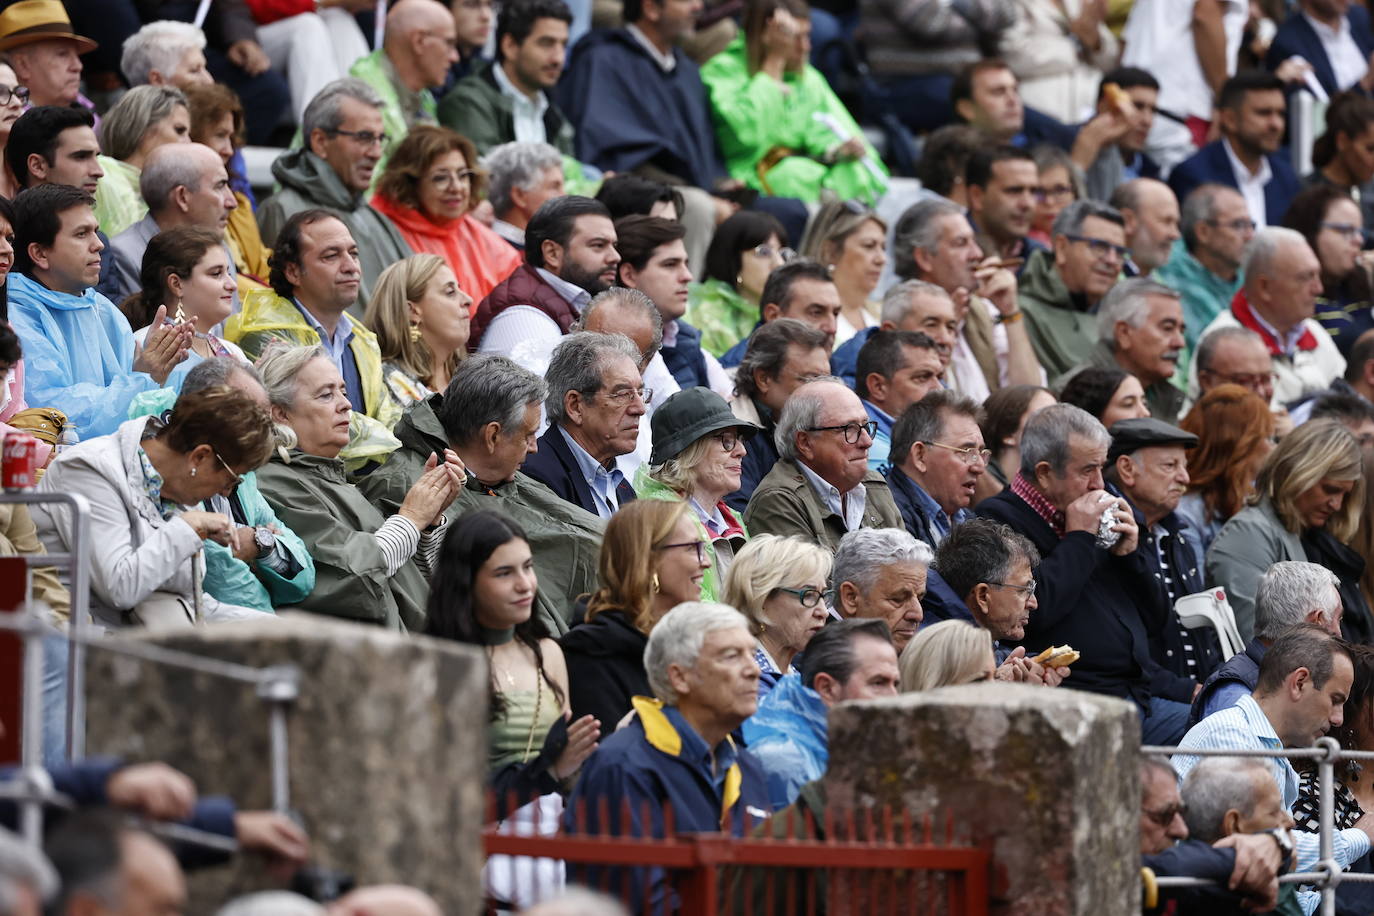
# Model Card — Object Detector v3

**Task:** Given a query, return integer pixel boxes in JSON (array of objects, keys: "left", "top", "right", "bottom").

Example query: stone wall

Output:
[
  {"left": 84, "top": 615, "right": 487, "bottom": 915},
  {"left": 824, "top": 683, "right": 1140, "bottom": 916}
]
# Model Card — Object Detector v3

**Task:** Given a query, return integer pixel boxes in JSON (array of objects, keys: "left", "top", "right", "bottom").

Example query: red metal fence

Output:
[{"left": 482, "top": 792, "right": 991, "bottom": 915}]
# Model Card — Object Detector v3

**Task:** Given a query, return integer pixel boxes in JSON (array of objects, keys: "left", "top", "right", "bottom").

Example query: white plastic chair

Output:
[{"left": 1175, "top": 588, "right": 1247, "bottom": 660}]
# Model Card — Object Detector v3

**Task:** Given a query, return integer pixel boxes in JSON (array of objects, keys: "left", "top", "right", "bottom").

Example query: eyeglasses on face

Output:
[
  {"left": 1322, "top": 221, "right": 1365, "bottom": 242},
  {"left": 1204, "top": 217, "right": 1257, "bottom": 233},
  {"left": 327, "top": 128, "right": 389, "bottom": 148},
  {"left": 593, "top": 385, "right": 652, "bottom": 406},
  {"left": 713, "top": 430, "right": 743, "bottom": 452},
  {"left": 213, "top": 450, "right": 243, "bottom": 489},
  {"left": 1033, "top": 184, "right": 1075, "bottom": 202},
  {"left": 1064, "top": 234, "right": 1130, "bottom": 261},
  {"left": 1143, "top": 802, "right": 1186, "bottom": 827},
  {"left": 429, "top": 169, "right": 478, "bottom": 188},
  {"left": 807, "top": 421, "right": 877, "bottom": 444},
  {"left": 751, "top": 243, "right": 797, "bottom": 262},
  {"left": 1198, "top": 369, "right": 1277, "bottom": 391},
  {"left": 923, "top": 440, "right": 992, "bottom": 465},
  {"left": 775, "top": 585, "right": 824, "bottom": 608},
  {"left": 656, "top": 539, "right": 707, "bottom": 564},
  {"left": 988, "top": 579, "right": 1036, "bottom": 597},
  {"left": 0, "top": 84, "right": 29, "bottom": 107}
]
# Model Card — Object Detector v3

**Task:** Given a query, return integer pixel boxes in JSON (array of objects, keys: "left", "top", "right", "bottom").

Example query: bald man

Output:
[
  {"left": 349, "top": 0, "right": 458, "bottom": 178},
  {"left": 1111, "top": 178, "right": 1181, "bottom": 276},
  {"left": 108, "top": 142, "right": 240, "bottom": 306}
]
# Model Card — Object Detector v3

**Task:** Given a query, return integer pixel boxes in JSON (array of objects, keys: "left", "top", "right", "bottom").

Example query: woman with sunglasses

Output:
[
  {"left": 722, "top": 534, "right": 833, "bottom": 696},
  {"left": 559, "top": 500, "right": 712, "bottom": 730},
  {"left": 638, "top": 387, "right": 760, "bottom": 598},
  {"left": 372, "top": 125, "right": 520, "bottom": 304},
  {"left": 1283, "top": 183, "right": 1372, "bottom": 357}
]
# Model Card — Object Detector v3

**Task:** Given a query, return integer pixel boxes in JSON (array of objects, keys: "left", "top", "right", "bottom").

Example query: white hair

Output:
[
  {"left": 1255, "top": 561, "right": 1343, "bottom": 641},
  {"left": 880, "top": 279, "right": 951, "bottom": 326},
  {"left": 216, "top": 892, "right": 326, "bottom": 916},
  {"left": 644, "top": 602, "right": 750, "bottom": 706},
  {"left": 773, "top": 377, "right": 846, "bottom": 461},
  {"left": 121, "top": 21, "right": 206, "bottom": 87},
  {"left": 1095, "top": 277, "right": 1182, "bottom": 345},
  {"left": 831, "top": 528, "right": 933, "bottom": 604},
  {"left": 1181, "top": 758, "right": 1270, "bottom": 844},
  {"left": 1242, "top": 226, "right": 1310, "bottom": 282}
]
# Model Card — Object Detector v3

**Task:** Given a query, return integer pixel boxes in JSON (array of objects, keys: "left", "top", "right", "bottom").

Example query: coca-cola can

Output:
[{"left": 3, "top": 430, "right": 38, "bottom": 491}]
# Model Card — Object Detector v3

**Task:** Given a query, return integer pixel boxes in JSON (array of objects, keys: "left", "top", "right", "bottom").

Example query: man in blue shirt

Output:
[
  {"left": 566, "top": 601, "right": 772, "bottom": 909},
  {"left": 854, "top": 330, "right": 944, "bottom": 473}
]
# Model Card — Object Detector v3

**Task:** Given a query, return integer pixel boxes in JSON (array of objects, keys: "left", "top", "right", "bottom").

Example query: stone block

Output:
[
  {"left": 83, "top": 614, "right": 487, "bottom": 915},
  {"left": 824, "top": 683, "right": 1140, "bottom": 916}
]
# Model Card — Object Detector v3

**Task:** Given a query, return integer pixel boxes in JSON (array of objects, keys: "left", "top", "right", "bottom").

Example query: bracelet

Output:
[{"left": 995, "top": 310, "right": 1023, "bottom": 325}]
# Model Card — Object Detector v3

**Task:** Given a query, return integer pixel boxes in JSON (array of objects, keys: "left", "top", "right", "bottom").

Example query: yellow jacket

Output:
[{"left": 225, "top": 289, "right": 401, "bottom": 468}]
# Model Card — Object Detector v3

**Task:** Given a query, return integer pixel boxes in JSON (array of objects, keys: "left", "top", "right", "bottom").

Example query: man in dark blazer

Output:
[
  {"left": 521, "top": 330, "right": 643, "bottom": 519},
  {"left": 1266, "top": 0, "right": 1374, "bottom": 98},
  {"left": 1168, "top": 71, "right": 1300, "bottom": 226}
]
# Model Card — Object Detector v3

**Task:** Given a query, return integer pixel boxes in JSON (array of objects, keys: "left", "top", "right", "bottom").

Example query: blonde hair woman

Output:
[
  {"left": 899, "top": 620, "right": 996, "bottom": 692},
  {"left": 559, "top": 500, "right": 711, "bottom": 730},
  {"left": 1208, "top": 419, "right": 1367, "bottom": 643},
  {"left": 364, "top": 254, "right": 472, "bottom": 409},
  {"left": 722, "top": 534, "right": 833, "bottom": 696},
  {"left": 798, "top": 200, "right": 888, "bottom": 347}
]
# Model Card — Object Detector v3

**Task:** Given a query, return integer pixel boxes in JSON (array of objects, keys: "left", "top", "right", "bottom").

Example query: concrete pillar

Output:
[
  {"left": 824, "top": 683, "right": 1140, "bottom": 916},
  {"left": 84, "top": 615, "right": 488, "bottom": 915}
]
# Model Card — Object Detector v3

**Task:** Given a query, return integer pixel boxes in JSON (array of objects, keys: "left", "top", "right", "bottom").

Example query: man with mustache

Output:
[
  {"left": 1019, "top": 199, "right": 1130, "bottom": 379},
  {"left": 1167, "top": 72, "right": 1300, "bottom": 228},
  {"left": 1107, "top": 417, "right": 1225, "bottom": 700},
  {"left": 1060, "top": 278, "right": 1187, "bottom": 423},
  {"left": 473, "top": 195, "right": 620, "bottom": 359}
]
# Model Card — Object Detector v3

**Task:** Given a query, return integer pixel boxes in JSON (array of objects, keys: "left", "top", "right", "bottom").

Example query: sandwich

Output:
[{"left": 1032, "top": 645, "right": 1080, "bottom": 668}]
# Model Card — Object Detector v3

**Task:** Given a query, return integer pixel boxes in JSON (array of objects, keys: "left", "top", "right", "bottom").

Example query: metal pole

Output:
[
  {"left": 257, "top": 666, "right": 299, "bottom": 815},
  {"left": 18, "top": 583, "right": 44, "bottom": 846},
  {"left": 64, "top": 493, "right": 91, "bottom": 760},
  {"left": 1318, "top": 737, "right": 1339, "bottom": 916}
]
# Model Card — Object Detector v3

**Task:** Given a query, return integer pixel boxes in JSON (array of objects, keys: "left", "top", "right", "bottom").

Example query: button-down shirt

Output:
[
  {"left": 908, "top": 476, "right": 972, "bottom": 545},
  {"left": 1011, "top": 472, "right": 1066, "bottom": 537},
  {"left": 294, "top": 301, "right": 364, "bottom": 415},
  {"left": 1248, "top": 300, "right": 1309, "bottom": 356},
  {"left": 626, "top": 24, "right": 677, "bottom": 72},
  {"left": 1174, "top": 693, "right": 1370, "bottom": 911},
  {"left": 797, "top": 460, "right": 867, "bottom": 532},
  {"left": 1303, "top": 11, "right": 1369, "bottom": 90},
  {"left": 662, "top": 704, "right": 738, "bottom": 789},
  {"left": 1222, "top": 137, "right": 1273, "bottom": 226},
  {"left": 689, "top": 495, "right": 729, "bottom": 539},
  {"left": 558, "top": 425, "right": 627, "bottom": 520},
  {"left": 491, "top": 59, "right": 550, "bottom": 144}
]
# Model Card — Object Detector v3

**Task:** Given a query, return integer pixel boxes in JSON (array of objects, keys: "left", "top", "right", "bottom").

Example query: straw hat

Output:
[{"left": 0, "top": 0, "right": 97, "bottom": 54}]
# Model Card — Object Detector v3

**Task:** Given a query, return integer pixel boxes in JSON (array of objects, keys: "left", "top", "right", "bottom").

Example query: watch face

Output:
[{"left": 255, "top": 528, "right": 276, "bottom": 550}]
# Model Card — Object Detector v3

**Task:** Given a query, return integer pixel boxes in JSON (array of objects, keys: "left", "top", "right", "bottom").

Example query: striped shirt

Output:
[
  {"left": 1151, "top": 523, "right": 1199, "bottom": 675},
  {"left": 1174, "top": 694, "right": 1370, "bottom": 913}
]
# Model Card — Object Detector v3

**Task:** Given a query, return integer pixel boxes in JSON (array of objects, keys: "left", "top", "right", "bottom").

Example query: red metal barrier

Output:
[{"left": 482, "top": 791, "right": 991, "bottom": 915}]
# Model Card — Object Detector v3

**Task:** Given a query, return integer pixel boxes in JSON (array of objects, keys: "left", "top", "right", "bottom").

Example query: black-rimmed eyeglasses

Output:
[
  {"left": 807, "top": 421, "right": 877, "bottom": 444},
  {"left": 775, "top": 586, "right": 824, "bottom": 607}
]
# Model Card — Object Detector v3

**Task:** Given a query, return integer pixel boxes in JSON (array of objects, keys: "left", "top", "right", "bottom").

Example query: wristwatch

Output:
[
  {"left": 1261, "top": 827, "right": 1295, "bottom": 869},
  {"left": 253, "top": 526, "right": 277, "bottom": 558}
]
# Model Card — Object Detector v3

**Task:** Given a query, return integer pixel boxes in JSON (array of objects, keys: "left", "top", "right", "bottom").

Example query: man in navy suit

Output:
[
  {"left": 1167, "top": 71, "right": 1300, "bottom": 227},
  {"left": 522, "top": 330, "right": 643, "bottom": 519},
  {"left": 1266, "top": 0, "right": 1374, "bottom": 98}
]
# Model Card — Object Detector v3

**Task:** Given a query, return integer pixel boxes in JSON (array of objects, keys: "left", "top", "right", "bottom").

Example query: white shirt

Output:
[
  {"left": 1303, "top": 11, "right": 1369, "bottom": 90},
  {"left": 478, "top": 267, "right": 590, "bottom": 367},
  {"left": 797, "top": 460, "right": 868, "bottom": 532},
  {"left": 1123, "top": 0, "right": 1248, "bottom": 120},
  {"left": 491, "top": 60, "right": 550, "bottom": 144},
  {"left": 617, "top": 352, "right": 680, "bottom": 483},
  {"left": 626, "top": 24, "right": 676, "bottom": 72},
  {"left": 1222, "top": 138, "right": 1273, "bottom": 226}
]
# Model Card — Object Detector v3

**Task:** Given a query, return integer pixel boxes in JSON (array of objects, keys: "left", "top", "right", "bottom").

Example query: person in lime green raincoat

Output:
[{"left": 700, "top": 0, "right": 887, "bottom": 205}]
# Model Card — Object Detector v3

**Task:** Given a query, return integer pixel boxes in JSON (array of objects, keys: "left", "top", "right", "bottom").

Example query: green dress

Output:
[{"left": 490, "top": 680, "right": 561, "bottom": 773}]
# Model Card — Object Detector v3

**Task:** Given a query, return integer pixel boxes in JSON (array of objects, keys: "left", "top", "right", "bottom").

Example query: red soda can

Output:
[{"left": 2, "top": 431, "right": 38, "bottom": 491}]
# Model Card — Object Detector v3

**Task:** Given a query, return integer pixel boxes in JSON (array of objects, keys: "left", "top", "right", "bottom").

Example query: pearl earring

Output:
[{"left": 189, "top": 466, "right": 197, "bottom": 477}]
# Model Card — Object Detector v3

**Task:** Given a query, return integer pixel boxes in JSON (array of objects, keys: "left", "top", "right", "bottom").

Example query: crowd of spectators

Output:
[{"left": 3, "top": 0, "right": 1374, "bottom": 909}]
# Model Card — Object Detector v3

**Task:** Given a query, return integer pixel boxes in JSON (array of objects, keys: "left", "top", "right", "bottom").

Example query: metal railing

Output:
[{"left": 1142, "top": 740, "right": 1374, "bottom": 916}]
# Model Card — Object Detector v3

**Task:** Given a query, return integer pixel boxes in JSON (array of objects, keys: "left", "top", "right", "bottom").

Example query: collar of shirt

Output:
[
  {"left": 797, "top": 460, "right": 868, "bottom": 531},
  {"left": 688, "top": 495, "right": 729, "bottom": 538},
  {"left": 1222, "top": 137, "right": 1272, "bottom": 184},
  {"left": 662, "top": 318, "right": 680, "bottom": 349},
  {"left": 1011, "top": 471, "right": 1066, "bottom": 537},
  {"left": 863, "top": 400, "right": 894, "bottom": 436},
  {"left": 661, "top": 704, "right": 738, "bottom": 787},
  {"left": 907, "top": 473, "right": 963, "bottom": 542},
  {"left": 491, "top": 219, "right": 525, "bottom": 247},
  {"left": 1235, "top": 694, "right": 1299, "bottom": 806},
  {"left": 558, "top": 424, "right": 625, "bottom": 511},
  {"left": 491, "top": 60, "right": 549, "bottom": 131},
  {"left": 1237, "top": 290, "right": 1313, "bottom": 355},
  {"left": 1302, "top": 11, "right": 1369, "bottom": 89},
  {"left": 135, "top": 445, "right": 184, "bottom": 520},
  {"left": 534, "top": 267, "right": 591, "bottom": 313},
  {"left": 294, "top": 300, "right": 354, "bottom": 354},
  {"left": 626, "top": 24, "right": 677, "bottom": 72}
]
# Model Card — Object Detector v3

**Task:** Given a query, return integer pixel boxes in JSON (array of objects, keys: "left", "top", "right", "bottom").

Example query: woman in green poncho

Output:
[
  {"left": 687, "top": 210, "right": 790, "bottom": 358},
  {"left": 700, "top": 0, "right": 888, "bottom": 206}
]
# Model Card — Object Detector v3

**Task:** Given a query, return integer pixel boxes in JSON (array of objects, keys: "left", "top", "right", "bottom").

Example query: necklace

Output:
[{"left": 486, "top": 646, "right": 518, "bottom": 686}]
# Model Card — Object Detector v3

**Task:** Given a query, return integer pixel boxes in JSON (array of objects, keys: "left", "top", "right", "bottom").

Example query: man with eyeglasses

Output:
[
  {"left": 348, "top": 0, "right": 458, "bottom": 180},
  {"left": 1189, "top": 227, "right": 1345, "bottom": 407},
  {"left": 976, "top": 404, "right": 1194, "bottom": 744},
  {"left": 1167, "top": 72, "right": 1300, "bottom": 229},
  {"left": 744, "top": 378, "right": 902, "bottom": 554},
  {"left": 743, "top": 619, "right": 899, "bottom": 810},
  {"left": 1019, "top": 199, "right": 1130, "bottom": 379},
  {"left": 726, "top": 318, "right": 831, "bottom": 510},
  {"left": 523, "top": 331, "right": 645, "bottom": 519},
  {"left": 258, "top": 79, "right": 412, "bottom": 315},
  {"left": 854, "top": 330, "right": 944, "bottom": 473},
  {"left": 1106, "top": 418, "right": 1225, "bottom": 704},
  {"left": 1154, "top": 184, "right": 1252, "bottom": 362}
]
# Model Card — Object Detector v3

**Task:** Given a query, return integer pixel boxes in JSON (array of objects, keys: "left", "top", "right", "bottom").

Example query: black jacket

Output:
[
  {"left": 976, "top": 487, "right": 1173, "bottom": 709},
  {"left": 560, "top": 609, "right": 650, "bottom": 730},
  {"left": 1302, "top": 528, "right": 1374, "bottom": 646},
  {"left": 1137, "top": 510, "right": 1225, "bottom": 697},
  {"left": 726, "top": 398, "right": 778, "bottom": 512},
  {"left": 521, "top": 426, "right": 637, "bottom": 518},
  {"left": 884, "top": 466, "right": 977, "bottom": 625}
]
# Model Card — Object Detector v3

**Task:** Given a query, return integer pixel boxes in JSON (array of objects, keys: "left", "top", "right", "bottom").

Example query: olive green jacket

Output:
[
  {"left": 255, "top": 449, "right": 429, "bottom": 631},
  {"left": 356, "top": 394, "right": 605, "bottom": 635},
  {"left": 743, "top": 459, "right": 903, "bottom": 554}
]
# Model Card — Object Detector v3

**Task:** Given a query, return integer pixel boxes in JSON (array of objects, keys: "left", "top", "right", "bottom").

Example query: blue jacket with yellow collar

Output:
[{"left": 565, "top": 697, "right": 773, "bottom": 911}]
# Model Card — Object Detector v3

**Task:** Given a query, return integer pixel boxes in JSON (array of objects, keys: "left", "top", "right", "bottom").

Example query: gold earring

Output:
[
  {"left": 651, "top": 573, "right": 660, "bottom": 594},
  {"left": 408, "top": 322, "right": 422, "bottom": 342}
]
